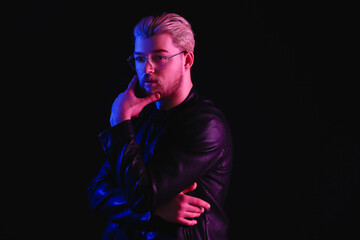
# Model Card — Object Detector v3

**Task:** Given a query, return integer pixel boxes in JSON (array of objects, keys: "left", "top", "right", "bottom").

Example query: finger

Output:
[
  {"left": 182, "top": 211, "right": 202, "bottom": 219},
  {"left": 139, "top": 92, "right": 161, "bottom": 107},
  {"left": 186, "top": 195, "right": 211, "bottom": 209},
  {"left": 127, "top": 75, "right": 138, "bottom": 91},
  {"left": 182, "top": 182, "right": 197, "bottom": 194},
  {"left": 184, "top": 204, "right": 204, "bottom": 213},
  {"left": 177, "top": 218, "right": 197, "bottom": 226}
]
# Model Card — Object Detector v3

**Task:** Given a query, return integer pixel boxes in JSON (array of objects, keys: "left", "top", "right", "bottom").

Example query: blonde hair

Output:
[{"left": 133, "top": 13, "right": 195, "bottom": 53}]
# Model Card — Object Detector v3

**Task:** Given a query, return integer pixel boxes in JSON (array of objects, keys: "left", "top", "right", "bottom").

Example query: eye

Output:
[
  {"left": 151, "top": 55, "right": 165, "bottom": 63},
  {"left": 134, "top": 56, "right": 146, "bottom": 63}
]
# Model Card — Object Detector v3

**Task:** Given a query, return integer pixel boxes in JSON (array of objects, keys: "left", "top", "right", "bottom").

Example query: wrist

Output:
[
  {"left": 120, "top": 112, "right": 131, "bottom": 123},
  {"left": 110, "top": 112, "right": 131, "bottom": 127}
]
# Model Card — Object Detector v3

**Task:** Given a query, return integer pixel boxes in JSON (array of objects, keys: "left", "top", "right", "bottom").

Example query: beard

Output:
[
  {"left": 160, "top": 73, "right": 183, "bottom": 100},
  {"left": 140, "top": 71, "right": 183, "bottom": 100}
]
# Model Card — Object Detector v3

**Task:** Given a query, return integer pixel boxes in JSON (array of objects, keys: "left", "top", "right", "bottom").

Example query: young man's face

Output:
[{"left": 134, "top": 33, "right": 185, "bottom": 100}]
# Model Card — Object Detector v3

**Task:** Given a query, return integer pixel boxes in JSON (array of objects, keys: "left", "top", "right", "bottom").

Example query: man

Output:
[{"left": 89, "top": 13, "right": 233, "bottom": 239}]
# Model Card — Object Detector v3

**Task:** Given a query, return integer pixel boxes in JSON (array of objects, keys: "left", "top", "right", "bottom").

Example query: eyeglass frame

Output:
[{"left": 127, "top": 51, "right": 187, "bottom": 70}]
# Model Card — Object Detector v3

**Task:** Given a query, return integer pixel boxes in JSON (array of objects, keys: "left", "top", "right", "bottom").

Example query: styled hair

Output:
[{"left": 133, "top": 13, "right": 195, "bottom": 52}]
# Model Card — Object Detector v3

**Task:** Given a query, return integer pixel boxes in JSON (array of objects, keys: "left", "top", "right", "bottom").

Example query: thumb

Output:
[
  {"left": 182, "top": 182, "right": 197, "bottom": 194},
  {"left": 127, "top": 75, "right": 138, "bottom": 91}
]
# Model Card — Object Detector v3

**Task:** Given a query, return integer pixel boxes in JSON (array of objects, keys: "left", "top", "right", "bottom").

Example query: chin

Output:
[
  {"left": 145, "top": 86, "right": 161, "bottom": 95},
  {"left": 144, "top": 87, "right": 154, "bottom": 95}
]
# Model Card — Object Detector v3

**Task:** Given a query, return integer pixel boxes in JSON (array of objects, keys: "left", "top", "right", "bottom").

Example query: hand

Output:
[
  {"left": 154, "top": 182, "right": 211, "bottom": 226},
  {"left": 110, "top": 75, "right": 161, "bottom": 127}
]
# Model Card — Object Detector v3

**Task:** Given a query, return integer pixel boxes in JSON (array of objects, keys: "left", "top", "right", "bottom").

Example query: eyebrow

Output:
[{"left": 134, "top": 49, "right": 169, "bottom": 55}]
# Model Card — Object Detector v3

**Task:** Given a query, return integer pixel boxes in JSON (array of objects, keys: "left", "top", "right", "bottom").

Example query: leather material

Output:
[{"left": 89, "top": 88, "right": 233, "bottom": 239}]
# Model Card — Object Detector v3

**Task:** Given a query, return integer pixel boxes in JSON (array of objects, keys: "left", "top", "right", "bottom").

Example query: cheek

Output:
[{"left": 163, "top": 62, "right": 183, "bottom": 77}]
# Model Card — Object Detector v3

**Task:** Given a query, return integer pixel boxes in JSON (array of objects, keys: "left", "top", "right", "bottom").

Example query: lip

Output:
[{"left": 144, "top": 80, "right": 158, "bottom": 85}]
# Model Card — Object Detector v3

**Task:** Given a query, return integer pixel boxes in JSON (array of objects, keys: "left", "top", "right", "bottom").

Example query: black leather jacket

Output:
[{"left": 88, "top": 88, "right": 233, "bottom": 239}]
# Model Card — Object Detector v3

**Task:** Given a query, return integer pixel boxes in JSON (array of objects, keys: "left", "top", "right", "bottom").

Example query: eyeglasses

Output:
[{"left": 127, "top": 51, "right": 186, "bottom": 70}]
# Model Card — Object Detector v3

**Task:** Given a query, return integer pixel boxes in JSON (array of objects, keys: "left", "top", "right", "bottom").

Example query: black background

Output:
[{"left": 1, "top": 1, "right": 358, "bottom": 239}]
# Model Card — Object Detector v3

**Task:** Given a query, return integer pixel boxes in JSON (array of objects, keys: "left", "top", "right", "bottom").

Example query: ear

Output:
[{"left": 184, "top": 51, "right": 194, "bottom": 69}]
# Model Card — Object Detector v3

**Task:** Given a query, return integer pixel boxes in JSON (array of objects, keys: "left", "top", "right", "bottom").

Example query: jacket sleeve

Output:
[
  {"left": 99, "top": 112, "right": 228, "bottom": 214},
  {"left": 88, "top": 154, "right": 151, "bottom": 227}
]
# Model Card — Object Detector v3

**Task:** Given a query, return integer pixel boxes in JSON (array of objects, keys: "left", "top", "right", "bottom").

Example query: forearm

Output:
[
  {"left": 99, "top": 120, "right": 154, "bottom": 213},
  {"left": 99, "top": 114, "right": 226, "bottom": 214},
  {"left": 88, "top": 160, "right": 150, "bottom": 226}
]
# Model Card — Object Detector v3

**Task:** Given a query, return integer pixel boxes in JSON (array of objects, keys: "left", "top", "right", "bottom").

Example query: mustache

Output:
[{"left": 141, "top": 74, "right": 157, "bottom": 82}]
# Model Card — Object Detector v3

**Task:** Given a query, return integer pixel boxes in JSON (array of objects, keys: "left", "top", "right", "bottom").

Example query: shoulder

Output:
[
  {"left": 184, "top": 94, "right": 228, "bottom": 128},
  {"left": 173, "top": 94, "right": 231, "bottom": 145}
]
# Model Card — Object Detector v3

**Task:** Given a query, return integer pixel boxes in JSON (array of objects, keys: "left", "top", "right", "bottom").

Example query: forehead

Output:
[{"left": 134, "top": 33, "right": 181, "bottom": 54}]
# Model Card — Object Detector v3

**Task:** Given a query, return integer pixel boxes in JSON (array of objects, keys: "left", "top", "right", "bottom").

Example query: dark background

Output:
[{"left": 1, "top": 1, "right": 358, "bottom": 239}]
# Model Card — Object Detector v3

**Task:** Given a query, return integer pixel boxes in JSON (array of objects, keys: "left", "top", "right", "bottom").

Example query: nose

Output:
[{"left": 144, "top": 59, "right": 155, "bottom": 73}]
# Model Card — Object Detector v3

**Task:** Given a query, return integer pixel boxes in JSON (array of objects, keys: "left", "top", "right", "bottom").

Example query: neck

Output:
[{"left": 156, "top": 76, "right": 193, "bottom": 111}]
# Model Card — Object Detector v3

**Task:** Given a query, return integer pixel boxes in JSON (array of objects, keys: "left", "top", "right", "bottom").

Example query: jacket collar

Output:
[
  {"left": 156, "top": 87, "right": 197, "bottom": 111},
  {"left": 149, "top": 87, "right": 198, "bottom": 120}
]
